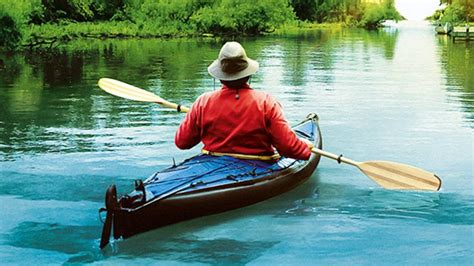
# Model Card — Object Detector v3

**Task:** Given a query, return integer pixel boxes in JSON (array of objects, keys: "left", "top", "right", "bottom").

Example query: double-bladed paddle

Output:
[{"left": 97, "top": 78, "right": 442, "bottom": 191}]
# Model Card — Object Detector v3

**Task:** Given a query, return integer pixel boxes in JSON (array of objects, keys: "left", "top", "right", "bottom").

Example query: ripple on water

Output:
[{"left": 282, "top": 182, "right": 474, "bottom": 226}]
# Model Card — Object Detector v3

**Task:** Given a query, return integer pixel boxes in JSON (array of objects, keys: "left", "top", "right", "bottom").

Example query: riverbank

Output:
[
  {"left": 1, "top": 0, "right": 403, "bottom": 51},
  {"left": 271, "top": 22, "right": 345, "bottom": 35},
  {"left": 23, "top": 21, "right": 193, "bottom": 48},
  {"left": 21, "top": 21, "right": 346, "bottom": 49}
]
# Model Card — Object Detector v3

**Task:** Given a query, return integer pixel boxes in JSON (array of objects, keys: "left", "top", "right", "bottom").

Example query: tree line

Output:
[
  {"left": 428, "top": 0, "right": 473, "bottom": 24},
  {"left": 0, "top": 0, "right": 402, "bottom": 51}
]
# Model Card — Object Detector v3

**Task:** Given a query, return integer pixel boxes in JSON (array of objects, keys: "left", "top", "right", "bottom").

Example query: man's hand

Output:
[{"left": 300, "top": 138, "right": 314, "bottom": 150}]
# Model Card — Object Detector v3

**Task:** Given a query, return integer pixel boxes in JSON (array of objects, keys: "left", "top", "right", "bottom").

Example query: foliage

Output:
[
  {"left": 289, "top": 0, "right": 401, "bottom": 27},
  {"left": 442, "top": 2, "right": 466, "bottom": 24},
  {"left": 40, "top": 0, "right": 95, "bottom": 23},
  {"left": 359, "top": 4, "right": 386, "bottom": 29},
  {"left": 290, "top": 0, "right": 364, "bottom": 24},
  {"left": 191, "top": 0, "right": 295, "bottom": 35},
  {"left": 0, "top": 0, "right": 408, "bottom": 50},
  {"left": 0, "top": 0, "right": 42, "bottom": 50},
  {"left": 439, "top": 0, "right": 453, "bottom": 5},
  {"left": 0, "top": 14, "right": 22, "bottom": 50},
  {"left": 466, "top": 0, "right": 474, "bottom": 22},
  {"left": 426, "top": 9, "right": 444, "bottom": 21},
  {"left": 126, "top": 0, "right": 214, "bottom": 34},
  {"left": 439, "top": 0, "right": 474, "bottom": 24},
  {"left": 383, "top": 0, "right": 403, "bottom": 21},
  {"left": 290, "top": 0, "right": 318, "bottom": 21},
  {"left": 431, "top": 0, "right": 473, "bottom": 24},
  {"left": 358, "top": 0, "right": 403, "bottom": 29},
  {"left": 92, "top": 0, "right": 125, "bottom": 20}
]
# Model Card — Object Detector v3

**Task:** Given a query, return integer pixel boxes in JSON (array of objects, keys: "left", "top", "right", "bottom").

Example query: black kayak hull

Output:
[{"left": 100, "top": 113, "right": 322, "bottom": 248}]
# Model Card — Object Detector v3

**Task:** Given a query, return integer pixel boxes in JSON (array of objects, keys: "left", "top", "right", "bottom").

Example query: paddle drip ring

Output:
[{"left": 337, "top": 154, "right": 343, "bottom": 164}]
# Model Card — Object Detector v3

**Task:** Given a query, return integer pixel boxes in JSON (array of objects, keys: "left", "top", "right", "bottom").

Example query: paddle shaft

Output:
[
  {"left": 312, "top": 148, "right": 358, "bottom": 166},
  {"left": 156, "top": 100, "right": 190, "bottom": 113}
]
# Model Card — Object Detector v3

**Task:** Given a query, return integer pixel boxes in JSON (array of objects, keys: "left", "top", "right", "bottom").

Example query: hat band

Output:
[{"left": 221, "top": 56, "right": 249, "bottom": 74}]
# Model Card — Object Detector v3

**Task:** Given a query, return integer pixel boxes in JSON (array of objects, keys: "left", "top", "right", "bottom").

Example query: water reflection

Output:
[
  {"left": 272, "top": 28, "right": 400, "bottom": 90},
  {"left": 2, "top": 26, "right": 472, "bottom": 161},
  {"left": 438, "top": 39, "right": 474, "bottom": 126}
]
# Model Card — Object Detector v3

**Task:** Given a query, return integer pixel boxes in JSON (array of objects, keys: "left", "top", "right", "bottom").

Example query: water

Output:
[{"left": 0, "top": 21, "right": 473, "bottom": 264}]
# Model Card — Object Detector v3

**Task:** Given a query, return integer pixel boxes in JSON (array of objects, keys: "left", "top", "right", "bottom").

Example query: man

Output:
[{"left": 175, "top": 41, "right": 312, "bottom": 160}]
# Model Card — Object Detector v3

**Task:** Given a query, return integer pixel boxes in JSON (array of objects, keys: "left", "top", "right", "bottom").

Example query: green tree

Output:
[
  {"left": 359, "top": 0, "right": 402, "bottom": 29},
  {"left": 40, "top": 0, "right": 95, "bottom": 22},
  {"left": 0, "top": 0, "right": 42, "bottom": 50},
  {"left": 0, "top": 14, "right": 22, "bottom": 50},
  {"left": 192, "top": 0, "right": 295, "bottom": 35},
  {"left": 92, "top": 0, "right": 126, "bottom": 20},
  {"left": 291, "top": 0, "right": 318, "bottom": 21},
  {"left": 440, "top": 0, "right": 453, "bottom": 4},
  {"left": 436, "top": 0, "right": 473, "bottom": 23}
]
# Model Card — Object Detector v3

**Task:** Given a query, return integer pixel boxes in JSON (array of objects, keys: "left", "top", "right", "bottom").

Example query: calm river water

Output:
[{"left": 0, "top": 21, "right": 473, "bottom": 264}]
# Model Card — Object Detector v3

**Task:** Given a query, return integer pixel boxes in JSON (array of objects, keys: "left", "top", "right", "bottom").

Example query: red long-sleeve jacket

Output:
[{"left": 175, "top": 84, "right": 311, "bottom": 160}]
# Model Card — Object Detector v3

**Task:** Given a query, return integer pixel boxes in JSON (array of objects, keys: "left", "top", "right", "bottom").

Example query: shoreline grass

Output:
[{"left": 22, "top": 21, "right": 349, "bottom": 48}]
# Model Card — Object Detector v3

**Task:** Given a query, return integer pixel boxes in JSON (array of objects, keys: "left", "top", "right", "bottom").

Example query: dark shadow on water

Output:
[
  {"left": 102, "top": 236, "right": 278, "bottom": 265},
  {"left": 5, "top": 222, "right": 99, "bottom": 255}
]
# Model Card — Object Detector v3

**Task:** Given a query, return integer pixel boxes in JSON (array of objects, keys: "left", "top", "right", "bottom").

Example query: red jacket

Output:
[{"left": 175, "top": 84, "right": 311, "bottom": 160}]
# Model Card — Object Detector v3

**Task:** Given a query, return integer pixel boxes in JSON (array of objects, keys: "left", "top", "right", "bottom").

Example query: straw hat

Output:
[{"left": 208, "top": 42, "right": 259, "bottom": 81}]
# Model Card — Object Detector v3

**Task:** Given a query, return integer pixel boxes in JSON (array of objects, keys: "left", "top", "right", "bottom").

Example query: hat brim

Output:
[{"left": 208, "top": 58, "right": 259, "bottom": 81}]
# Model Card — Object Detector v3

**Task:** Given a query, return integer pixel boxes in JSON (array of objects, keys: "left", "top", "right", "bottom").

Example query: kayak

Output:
[{"left": 99, "top": 113, "right": 322, "bottom": 249}]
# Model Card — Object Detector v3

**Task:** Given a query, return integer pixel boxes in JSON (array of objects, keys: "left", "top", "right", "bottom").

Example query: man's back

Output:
[{"left": 175, "top": 84, "right": 310, "bottom": 159}]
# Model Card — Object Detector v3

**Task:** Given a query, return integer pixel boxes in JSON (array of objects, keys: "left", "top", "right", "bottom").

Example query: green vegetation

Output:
[
  {"left": 191, "top": 0, "right": 295, "bottom": 35},
  {"left": 0, "top": 0, "right": 41, "bottom": 50},
  {"left": 357, "top": 0, "right": 402, "bottom": 29},
  {"left": 290, "top": 0, "right": 402, "bottom": 28},
  {"left": 0, "top": 0, "right": 402, "bottom": 51},
  {"left": 428, "top": 0, "right": 473, "bottom": 25}
]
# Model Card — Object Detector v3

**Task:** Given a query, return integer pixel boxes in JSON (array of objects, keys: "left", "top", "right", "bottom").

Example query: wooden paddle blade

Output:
[
  {"left": 98, "top": 78, "right": 164, "bottom": 103},
  {"left": 358, "top": 161, "right": 442, "bottom": 191}
]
